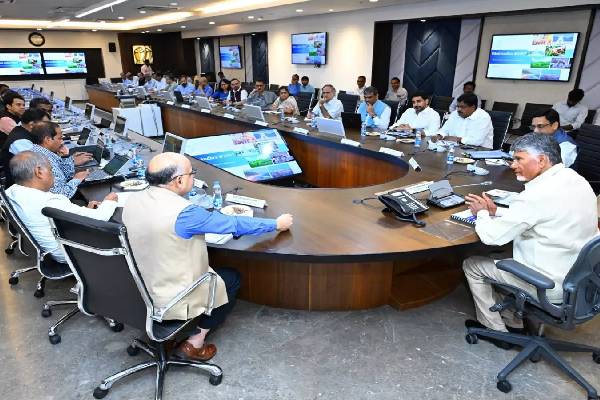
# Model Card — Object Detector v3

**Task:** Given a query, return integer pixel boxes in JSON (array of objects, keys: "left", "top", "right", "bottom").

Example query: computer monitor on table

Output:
[
  {"left": 64, "top": 96, "right": 72, "bottom": 111},
  {"left": 242, "top": 104, "right": 265, "bottom": 121},
  {"left": 316, "top": 117, "right": 346, "bottom": 138},
  {"left": 113, "top": 115, "right": 128, "bottom": 139},
  {"left": 162, "top": 132, "right": 188, "bottom": 154},
  {"left": 195, "top": 96, "right": 212, "bottom": 110},
  {"left": 84, "top": 103, "right": 95, "bottom": 120}
]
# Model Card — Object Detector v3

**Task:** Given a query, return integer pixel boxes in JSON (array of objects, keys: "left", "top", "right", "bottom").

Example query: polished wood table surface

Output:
[{"left": 85, "top": 85, "right": 522, "bottom": 311}]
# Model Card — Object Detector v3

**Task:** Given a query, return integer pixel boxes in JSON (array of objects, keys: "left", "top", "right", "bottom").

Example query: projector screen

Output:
[
  {"left": 291, "top": 32, "right": 327, "bottom": 65},
  {"left": 186, "top": 129, "right": 302, "bottom": 182},
  {"left": 43, "top": 52, "right": 88, "bottom": 74},
  {"left": 487, "top": 33, "right": 579, "bottom": 81},
  {"left": 0, "top": 53, "right": 44, "bottom": 76},
  {"left": 219, "top": 46, "right": 242, "bottom": 69}
]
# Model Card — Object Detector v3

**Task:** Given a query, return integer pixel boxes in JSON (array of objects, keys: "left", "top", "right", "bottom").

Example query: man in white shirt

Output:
[
  {"left": 140, "top": 59, "right": 153, "bottom": 77},
  {"left": 435, "top": 93, "right": 494, "bottom": 148},
  {"left": 531, "top": 108, "right": 577, "bottom": 167},
  {"left": 6, "top": 151, "right": 118, "bottom": 263},
  {"left": 226, "top": 78, "right": 248, "bottom": 106},
  {"left": 462, "top": 134, "right": 598, "bottom": 342},
  {"left": 449, "top": 81, "right": 481, "bottom": 112},
  {"left": 357, "top": 87, "right": 391, "bottom": 130},
  {"left": 385, "top": 77, "right": 408, "bottom": 105},
  {"left": 348, "top": 75, "right": 366, "bottom": 100},
  {"left": 308, "top": 84, "right": 343, "bottom": 120},
  {"left": 552, "top": 88, "right": 588, "bottom": 131},
  {"left": 391, "top": 91, "right": 440, "bottom": 136}
]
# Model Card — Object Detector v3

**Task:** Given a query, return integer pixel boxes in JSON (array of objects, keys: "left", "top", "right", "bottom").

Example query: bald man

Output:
[{"left": 122, "top": 153, "right": 293, "bottom": 361}]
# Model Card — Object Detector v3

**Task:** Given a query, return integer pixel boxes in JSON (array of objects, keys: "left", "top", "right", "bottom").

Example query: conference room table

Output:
[{"left": 84, "top": 85, "right": 523, "bottom": 312}]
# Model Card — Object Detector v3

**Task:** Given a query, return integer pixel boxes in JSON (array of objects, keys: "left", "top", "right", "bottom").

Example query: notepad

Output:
[{"left": 450, "top": 209, "right": 477, "bottom": 226}]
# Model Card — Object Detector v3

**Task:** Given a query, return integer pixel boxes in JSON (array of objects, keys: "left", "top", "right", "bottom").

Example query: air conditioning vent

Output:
[{"left": 137, "top": 5, "right": 180, "bottom": 12}]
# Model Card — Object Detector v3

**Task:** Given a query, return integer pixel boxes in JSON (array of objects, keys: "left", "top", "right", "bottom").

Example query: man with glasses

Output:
[
  {"left": 531, "top": 109, "right": 577, "bottom": 167},
  {"left": 391, "top": 91, "right": 440, "bottom": 136},
  {"left": 357, "top": 86, "right": 391, "bottom": 130},
  {"left": 307, "top": 84, "right": 343, "bottom": 120},
  {"left": 226, "top": 78, "right": 248, "bottom": 106},
  {"left": 349, "top": 75, "right": 367, "bottom": 100},
  {"left": 245, "top": 79, "right": 277, "bottom": 110},
  {"left": 434, "top": 93, "right": 493, "bottom": 148},
  {"left": 122, "top": 152, "right": 293, "bottom": 362}
]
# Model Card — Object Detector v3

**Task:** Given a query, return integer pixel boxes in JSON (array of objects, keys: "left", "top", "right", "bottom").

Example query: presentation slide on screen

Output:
[
  {"left": 220, "top": 46, "right": 242, "bottom": 69},
  {"left": 43, "top": 52, "right": 87, "bottom": 74},
  {"left": 291, "top": 32, "right": 327, "bottom": 65},
  {"left": 487, "top": 33, "right": 578, "bottom": 81},
  {"left": 186, "top": 129, "right": 302, "bottom": 182},
  {"left": 0, "top": 53, "right": 44, "bottom": 76}
]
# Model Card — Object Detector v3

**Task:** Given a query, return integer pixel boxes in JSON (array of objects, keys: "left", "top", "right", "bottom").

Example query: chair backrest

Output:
[
  {"left": 337, "top": 93, "right": 360, "bottom": 113},
  {"left": 488, "top": 110, "right": 512, "bottom": 150},
  {"left": 0, "top": 186, "right": 41, "bottom": 258},
  {"left": 310, "top": 88, "right": 321, "bottom": 109},
  {"left": 110, "top": 77, "right": 122, "bottom": 84},
  {"left": 433, "top": 109, "right": 447, "bottom": 126},
  {"left": 241, "top": 82, "right": 254, "bottom": 93},
  {"left": 382, "top": 100, "right": 400, "bottom": 127},
  {"left": 295, "top": 92, "right": 313, "bottom": 116},
  {"left": 430, "top": 95, "right": 453, "bottom": 112},
  {"left": 269, "top": 84, "right": 280, "bottom": 91},
  {"left": 41, "top": 207, "right": 152, "bottom": 334},
  {"left": 338, "top": 90, "right": 347, "bottom": 96},
  {"left": 518, "top": 103, "right": 552, "bottom": 134},
  {"left": 573, "top": 124, "right": 600, "bottom": 194},
  {"left": 585, "top": 109, "right": 597, "bottom": 125},
  {"left": 492, "top": 101, "right": 519, "bottom": 115}
]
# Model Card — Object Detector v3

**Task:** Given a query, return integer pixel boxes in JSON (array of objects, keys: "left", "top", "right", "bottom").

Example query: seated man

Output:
[
  {"left": 29, "top": 97, "right": 53, "bottom": 117},
  {"left": 122, "top": 72, "right": 135, "bottom": 87},
  {"left": 349, "top": 75, "right": 367, "bottom": 100},
  {"left": 357, "top": 86, "right": 391, "bottom": 130},
  {"left": 531, "top": 109, "right": 577, "bottom": 167},
  {"left": 0, "top": 83, "right": 10, "bottom": 111},
  {"left": 193, "top": 76, "right": 214, "bottom": 97},
  {"left": 122, "top": 152, "right": 293, "bottom": 360},
  {"left": 30, "top": 121, "right": 91, "bottom": 198},
  {"left": 307, "top": 84, "right": 343, "bottom": 120},
  {"left": 226, "top": 78, "right": 248, "bottom": 106},
  {"left": 164, "top": 74, "right": 178, "bottom": 92},
  {"left": 434, "top": 93, "right": 493, "bottom": 148},
  {"left": 462, "top": 134, "right": 598, "bottom": 346},
  {"left": 552, "top": 88, "right": 588, "bottom": 131},
  {"left": 288, "top": 74, "right": 301, "bottom": 96},
  {"left": 449, "top": 81, "right": 481, "bottom": 113},
  {"left": 391, "top": 91, "right": 440, "bottom": 136},
  {"left": 175, "top": 76, "right": 195, "bottom": 96},
  {"left": 0, "top": 91, "right": 26, "bottom": 135},
  {"left": 272, "top": 87, "right": 300, "bottom": 116},
  {"left": 245, "top": 80, "right": 277, "bottom": 110},
  {"left": 144, "top": 73, "right": 161, "bottom": 91},
  {"left": 6, "top": 151, "right": 117, "bottom": 263},
  {"left": 385, "top": 76, "right": 408, "bottom": 104},
  {"left": 299, "top": 76, "right": 314, "bottom": 93}
]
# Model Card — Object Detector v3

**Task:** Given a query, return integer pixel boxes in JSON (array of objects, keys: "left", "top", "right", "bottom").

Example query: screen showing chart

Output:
[
  {"left": 487, "top": 33, "right": 579, "bottom": 81},
  {"left": 0, "top": 53, "right": 44, "bottom": 76},
  {"left": 219, "top": 46, "right": 242, "bottom": 69},
  {"left": 291, "top": 32, "right": 327, "bottom": 65},
  {"left": 186, "top": 129, "right": 302, "bottom": 182},
  {"left": 43, "top": 52, "right": 87, "bottom": 74}
]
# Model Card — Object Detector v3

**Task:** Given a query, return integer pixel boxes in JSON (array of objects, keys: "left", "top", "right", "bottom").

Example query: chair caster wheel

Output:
[
  {"left": 593, "top": 352, "right": 600, "bottom": 364},
  {"left": 209, "top": 373, "right": 223, "bottom": 386},
  {"left": 111, "top": 322, "right": 124, "bottom": 332},
  {"left": 126, "top": 345, "right": 140, "bottom": 356},
  {"left": 465, "top": 333, "right": 478, "bottom": 344},
  {"left": 8, "top": 276, "right": 18, "bottom": 285},
  {"left": 34, "top": 289, "right": 45, "bottom": 298},
  {"left": 93, "top": 387, "right": 109, "bottom": 399},
  {"left": 49, "top": 334, "right": 61, "bottom": 345},
  {"left": 529, "top": 352, "right": 542, "bottom": 363},
  {"left": 497, "top": 380, "right": 512, "bottom": 393},
  {"left": 5, "top": 247, "right": 14, "bottom": 254},
  {"left": 41, "top": 308, "right": 52, "bottom": 318}
]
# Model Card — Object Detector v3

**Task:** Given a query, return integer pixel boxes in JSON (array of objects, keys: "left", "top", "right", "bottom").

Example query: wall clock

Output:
[{"left": 28, "top": 32, "right": 46, "bottom": 47}]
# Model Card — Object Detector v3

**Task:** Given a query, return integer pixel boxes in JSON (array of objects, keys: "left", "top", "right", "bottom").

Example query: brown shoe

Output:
[{"left": 173, "top": 341, "right": 217, "bottom": 361}]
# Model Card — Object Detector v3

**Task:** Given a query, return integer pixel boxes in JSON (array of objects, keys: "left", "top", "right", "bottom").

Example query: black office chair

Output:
[
  {"left": 573, "top": 124, "right": 600, "bottom": 194},
  {"left": 382, "top": 100, "right": 400, "bottom": 127},
  {"left": 310, "top": 88, "right": 321, "bottom": 110},
  {"left": 337, "top": 93, "right": 360, "bottom": 113},
  {"left": 513, "top": 102, "right": 552, "bottom": 136},
  {"left": 488, "top": 110, "right": 513, "bottom": 150},
  {"left": 430, "top": 95, "right": 454, "bottom": 112},
  {"left": 295, "top": 92, "right": 313, "bottom": 116},
  {"left": 492, "top": 101, "right": 518, "bottom": 128},
  {"left": 241, "top": 82, "right": 254, "bottom": 93},
  {"left": 269, "top": 84, "right": 280, "bottom": 91},
  {"left": 466, "top": 236, "right": 600, "bottom": 399},
  {"left": 338, "top": 90, "right": 347, "bottom": 96},
  {"left": 42, "top": 207, "right": 223, "bottom": 399},
  {"left": 433, "top": 109, "right": 449, "bottom": 127},
  {"left": 585, "top": 109, "right": 597, "bottom": 125}
]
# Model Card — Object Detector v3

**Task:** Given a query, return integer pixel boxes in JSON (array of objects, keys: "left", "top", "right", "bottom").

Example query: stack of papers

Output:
[{"left": 205, "top": 233, "right": 233, "bottom": 245}]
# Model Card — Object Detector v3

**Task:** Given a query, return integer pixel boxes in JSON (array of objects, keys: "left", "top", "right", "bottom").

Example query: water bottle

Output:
[
  {"left": 446, "top": 145, "right": 455, "bottom": 165},
  {"left": 279, "top": 108, "right": 285, "bottom": 122},
  {"left": 212, "top": 181, "right": 223, "bottom": 210},
  {"left": 105, "top": 138, "right": 114, "bottom": 159},
  {"left": 311, "top": 117, "right": 318, "bottom": 129},
  {"left": 361, "top": 121, "right": 367, "bottom": 137},
  {"left": 414, "top": 130, "right": 422, "bottom": 147},
  {"left": 188, "top": 189, "right": 198, "bottom": 204}
]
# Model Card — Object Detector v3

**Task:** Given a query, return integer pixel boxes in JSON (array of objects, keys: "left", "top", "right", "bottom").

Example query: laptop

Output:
[
  {"left": 64, "top": 96, "right": 72, "bottom": 111},
  {"left": 316, "top": 117, "right": 346, "bottom": 137},
  {"left": 173, "top": 90, "right": 191, "bottom": 104},
  {"left": 84, "top": 103, "right": 95, "bottom": 121},
  {"left": 76, "top": 127, "right": 92, "bottom": 145},
  {"left": 112, "top": 115, "right": 128, "bottom": 138},
  {"left": 84, "top": 154, "right": 129, "bottom": 183},
  {"left": 242, "top": 104, "right": 265, "bottom": 122},
  {"left": 162, "top": 132, "right": 187, "bottom": 154},
  {"left": 94, "top": 117, "right": 112, "bottom": 129},
  {"left": 195, "top": 96, "right": 212, "bottom": 110},
  {"left": 342, "top": 112, "right": 362, "bottom": 129},
  {"left": 70, "top": 139, "right": 104, "bottom": 168}
]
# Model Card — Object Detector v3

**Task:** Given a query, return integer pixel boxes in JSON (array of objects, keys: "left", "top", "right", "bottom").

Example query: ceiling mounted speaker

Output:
[{"left": 108, "top": 42, "right": 117, "bottom": 52}]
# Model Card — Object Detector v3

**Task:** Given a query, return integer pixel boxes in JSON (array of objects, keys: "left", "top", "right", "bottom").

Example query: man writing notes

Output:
[
  {"left": 531, "top": 109, "right": 577, "bottom": 167},
  {"left": 122, "top": 152, "right": 293, "bottom": 361},
  {"left": 391, "top": 91, "right": 440, "bottom": 136},
  {"left": 357, "top": 86, "right": 391, "bottom": 130},
  {"left": 552, "top": 88, "right": 588, "bottom": 131},
  {"left": 307, "top": 84, "right": 343, "bottom": 120},
  {"left": 462, "top": 134, "right": 598, "bottom": 347},
  {"left": 434, "top": 93, "right": 493, "bottom": 148}
]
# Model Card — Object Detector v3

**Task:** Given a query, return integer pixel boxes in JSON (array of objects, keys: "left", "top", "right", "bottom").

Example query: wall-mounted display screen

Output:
[
  {"left": 291, "top": 32, "right": 327, "bottom": 65},
  {"left": 43, "top": 52, "right": 88, "bottom": 74},
  {"left": 219, "top": 45, "right": 242, "bottom": 69},
  {"left": 487, "top": 32, "right": 579, "bottom": 81},
  {"left": 0, "top": 53, "right": 44, "bottom": 76},
  {"left": 186, "top": 129, "right": 302, "bottom": 182}
]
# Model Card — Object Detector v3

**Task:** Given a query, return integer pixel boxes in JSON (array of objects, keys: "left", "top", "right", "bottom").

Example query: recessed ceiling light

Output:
[
  {"left": 296, "top": 9, "right": 303, "bottom": 12},
  {"left": 196, "top": 37, "right": 200, "bottom": 40},
  {"left": 157, "top": 28, "right": 162, "bottom": 32},
  {"left": 369, "top": 0, "right": 378, "bottom": 2},
  {"left": 328, "top": 9, "right": 334, "bottom": 12},
  {"left": 209, "top": 21, "right": 215, "bottom": 24},
  {"left": 139, "top": 10, "right": 146, "bottom": 14},
  {"left": 169, "top": 2, "right": 178, "bottom": 5},
  {"left": 118, "top": 16, "right": 125, "bottom": 20},
  {"left": 180, "top": 25, "right": 186, "bottom": 28},
  {"left": 420, "top": 19, "right": 426, "bottom": 22},
  {"left": 257, "top": 17, "right": 263, "bottom": 20},
  {"left": 99, "top": 20, "right": 106, "bottom": 23},
  {"left": 247, "top": 15, "right": 254, "bottom": 19},
  {"left": 92, "top": 29, "right": 97, "bottom": 32},
  {"left": 37, "top": 28, "right": 42, "bottom": 31}
]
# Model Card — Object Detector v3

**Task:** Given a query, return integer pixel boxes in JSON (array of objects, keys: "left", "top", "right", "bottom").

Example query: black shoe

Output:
[{"left": 465, "top": 319, "right": 514, "bottom": 350}]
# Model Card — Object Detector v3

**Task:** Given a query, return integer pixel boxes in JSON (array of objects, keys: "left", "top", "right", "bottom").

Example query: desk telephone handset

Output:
[{"left": 378, "top": 190, "right": 428, "bottom": 227}]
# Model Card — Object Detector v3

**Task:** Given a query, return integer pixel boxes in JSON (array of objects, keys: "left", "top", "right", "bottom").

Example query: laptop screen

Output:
[
  {"left": 113, "top": 116, "right": 126, "bottom": 135},
  {"left": 84, "top": 104, "right": 94, "bottom": 120},
  {"left": 102, "top": 155, "right": 128, "bottom": 175}
]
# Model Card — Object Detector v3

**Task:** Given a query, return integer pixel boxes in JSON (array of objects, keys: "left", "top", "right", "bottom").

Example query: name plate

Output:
[
  {"left": 293, "top": 127, "right": 309, "bottom": 135},
  {"left": 223, "top": 113, "right": 235, "bottom": 119},
  {"left": 200, "top": 108, "right": 211, "bottom": 113},
  {"left": 408, "top": 157, "right": 422, "bottom": 171},
  {"left": 255, "top": 120, "right": 269, "bottom": 126},
  {"left": 379, "top": 147, "right": 404, "bottom": 158},
  {"left": 166, "top": 101, "right": 175, "bottom": 105},
  {"left": 181, "top": 104, "right": 191, "bottom": 109},
  {"left": 341, "top": 138, "right": 361, "bottom": 147}
]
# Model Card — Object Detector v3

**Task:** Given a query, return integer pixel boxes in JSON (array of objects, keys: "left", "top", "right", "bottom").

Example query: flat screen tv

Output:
[
  {"left": 487, "top": 32, "right": 579, "bottom": 81},
  {"left": 43, "top": 52, "right": 88, "bottom": 74},
  {"left": 186, "top": 129, "right": 302, "bottom": 182},
  {"left": 219, "top": 45, "right": 242, "bottom": 69},
  {"left": 291, "top": 32, "right": 327, "bottom": 65},
  {"left": 0, "top": 52, "right": 44, "bottom": 76}
]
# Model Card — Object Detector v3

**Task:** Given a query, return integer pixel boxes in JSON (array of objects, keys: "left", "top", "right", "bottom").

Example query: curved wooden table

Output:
[{"left": 85, "top": 86, "right": 522, "bottom": 311}]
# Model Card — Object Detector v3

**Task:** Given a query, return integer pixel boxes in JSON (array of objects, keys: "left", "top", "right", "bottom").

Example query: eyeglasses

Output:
[
  {"left": 170, "top": 168, "right": 196, "bottom": 181},
  {"left": 529, "top": 123, "right": 551, "bottom": 130}
]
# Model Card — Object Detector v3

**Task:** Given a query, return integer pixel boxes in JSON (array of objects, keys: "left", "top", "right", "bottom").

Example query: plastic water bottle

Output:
[
  {"left": 212, "top": 181, "right": 222, "bottom": 210},
  {"left": 447, "top": 145, "right": 455, "bottom": 165},
  {"left": 361, "top": 121, "right": 367, "bottom": 137},
  {"left": 414, "top": 130, "right": 422, "bottom": 147},
  {"left": 105, "top": 139, "right": 114, "bottom": 159},
  {"left": 311, "top": 117, "right": 318, "bottom": 129},
  {"left": 279, "top": 108, "right": 285, "bottom": 122}
]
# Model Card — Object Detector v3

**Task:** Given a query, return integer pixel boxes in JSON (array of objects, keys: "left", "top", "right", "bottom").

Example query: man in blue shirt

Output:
[
  {"left": 299, "top": 76, "right": 314, "bottom": 93},
  {"left": 531, "top": 108, "right": 578, "bottom": 167},
  {"left": 175, "top": 76, "right": 195, "bottom": 96},
  {"left": 357, "top": 86, "right": 391, "bottom": 130},
  {"left": 288, "top": 74, "right": 301, "bottom": 96},
  {"left": 193, "top": 77, "right": 214, "bottom": 97},
  {"left": 121, "top": 72, "right": 134, "bottom": 87},
  {"left": 122, "top": 152, "right": 293, "bottom": 361}
]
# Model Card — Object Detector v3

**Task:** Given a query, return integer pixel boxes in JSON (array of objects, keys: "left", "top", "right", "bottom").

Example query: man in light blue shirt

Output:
[
  {"left": 122, "top": 72, "right": 134, "bottom": 87},
  {"left": 357, "top": 86, "right": 391, "bottom": 130},
  {"left": 288, "top": 74, "right": 301, "bottom": 96},
  {"left": 299, "top": 76, "right": 314, "bottom": 94},
  {"left": 308, "top": 84, "right": 343, "bottom": 120},
  {"left": 144, "top": 73, "right": 162, "bottom": 91},
  {"left": 193, "top": 77, "right": 214, "bottom": 97},
  {"left": 175, "top": 76, "right": 195, "bottom": 96},
  {"left": 245, "top": 80, "right": 277, "bottom": 110}
]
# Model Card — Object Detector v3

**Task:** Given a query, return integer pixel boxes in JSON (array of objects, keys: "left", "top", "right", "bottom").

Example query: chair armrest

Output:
[
  {"left": 151, "top": 271, "right": 218, "bottom": 323},
  {"left": 496, "top": 260, "right": 555, "bottom": 289}
]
